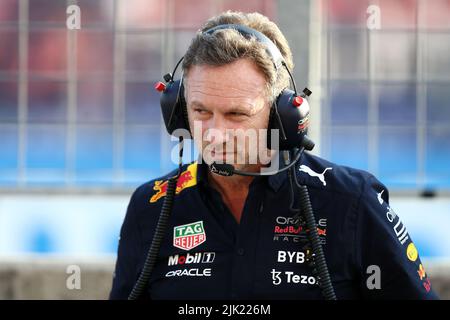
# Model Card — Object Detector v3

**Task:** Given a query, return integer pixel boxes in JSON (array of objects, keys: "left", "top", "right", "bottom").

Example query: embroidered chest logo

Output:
[
  {"left": 273, "top": 216, "right": 327, "bottom": 244},
  {"left": 150, "top": 162, "right": 197, "bottom": 203},
  {"left": 377, "top": 190, "right": 385, "bottom": 205},
  {"left": 173, "top": 221, "right": 206, "bottom": 251},
  {"left": 299, "top": 165, "right": 332, "bottom": 186}
]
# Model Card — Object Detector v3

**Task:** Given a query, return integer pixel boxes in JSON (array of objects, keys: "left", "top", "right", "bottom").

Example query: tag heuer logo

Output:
[{"left": 173, "top": 221, "right": 206, "bottom": 251}]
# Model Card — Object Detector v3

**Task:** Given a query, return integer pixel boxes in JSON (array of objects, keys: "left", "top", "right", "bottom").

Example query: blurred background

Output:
[{"left": 0, "top": 0, "right": 449, "bottom": 299}]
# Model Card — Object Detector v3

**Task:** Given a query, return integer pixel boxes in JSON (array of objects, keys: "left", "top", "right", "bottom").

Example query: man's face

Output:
[{"left": 185, "top": 58, "right": 272, "bottom": 170}]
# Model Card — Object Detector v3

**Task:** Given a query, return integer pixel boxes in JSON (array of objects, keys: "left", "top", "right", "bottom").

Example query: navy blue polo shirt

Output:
[{"left": 109, "top": 152, "right": 438, "bottom": 300}]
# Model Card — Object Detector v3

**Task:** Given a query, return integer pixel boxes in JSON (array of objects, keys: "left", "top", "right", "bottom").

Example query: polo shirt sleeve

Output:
[
  {"left": 109, "top": 189, "right": 143, "bottom": 300},
  {"left": 355, "top": 175, "right": 439, "bottom": 299}
]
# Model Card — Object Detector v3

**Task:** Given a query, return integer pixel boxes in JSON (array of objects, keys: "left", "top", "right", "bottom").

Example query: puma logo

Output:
[
  {"left": 377, "top": 190, "right": 385, "bottom": 205},
  {"left": 299, "top": 165, "right": 332, "bottom": 186}
]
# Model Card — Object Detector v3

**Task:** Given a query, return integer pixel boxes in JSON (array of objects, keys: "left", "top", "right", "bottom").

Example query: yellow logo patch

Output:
[
  {"left": 150, "top": 163, "right": 197, "bottom": 203},
  {"left": 407, "top": 242, "right": 418, "bottom": 262}
]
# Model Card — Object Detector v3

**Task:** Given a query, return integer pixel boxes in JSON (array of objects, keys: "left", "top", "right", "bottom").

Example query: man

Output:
[{"left": 110, "top": 11, "right": 438, "bottom": 300}]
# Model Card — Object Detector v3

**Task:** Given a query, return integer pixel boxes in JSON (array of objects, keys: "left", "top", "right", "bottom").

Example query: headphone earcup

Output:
[
  {"left": 178, "top": 83, "right": 192, "bottom": 137},
  {"left": 268, "top": 89, "right": 310, "bottom": 150},
  {"left": 160, "top": 79, "right": 191, "bottom": 138}
]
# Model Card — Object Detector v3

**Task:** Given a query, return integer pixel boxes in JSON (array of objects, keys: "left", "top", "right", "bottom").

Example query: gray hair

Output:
[{"left": 182, "top": 11, "right": 294, "bottom": 104}]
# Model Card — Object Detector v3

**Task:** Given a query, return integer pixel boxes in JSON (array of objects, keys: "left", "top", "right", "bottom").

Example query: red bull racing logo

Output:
[
  {"left": 150, "top": 163, "right": 197, "bottom": 203},
  {"left": 273, "top": 216, "right": 327, "bottom": 244}
]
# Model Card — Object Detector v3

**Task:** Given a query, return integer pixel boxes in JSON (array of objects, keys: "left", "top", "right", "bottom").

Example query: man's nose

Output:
[{"left": 205, "top": 115, "right": 232, "bottom": 144}]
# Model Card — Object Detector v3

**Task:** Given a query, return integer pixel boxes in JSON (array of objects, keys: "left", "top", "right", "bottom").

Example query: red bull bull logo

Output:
[
  {"left": 150, "top": 163, "right": 198, "bottom": 203},
  {"left": 417, "top": 264, "right": 426, "bottom": 281}
]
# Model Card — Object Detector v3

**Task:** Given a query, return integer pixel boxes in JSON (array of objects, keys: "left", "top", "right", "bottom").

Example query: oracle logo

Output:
[{"left": 276, "top": 216, "right": 327, "bottom": 227}]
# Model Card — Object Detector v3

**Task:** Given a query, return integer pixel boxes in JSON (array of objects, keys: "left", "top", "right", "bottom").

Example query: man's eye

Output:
[
  {"left": 194, "top": 109, "right": 208, "bottom": 114},
  {"left": 230, "top": 112, "right": 247, "bottom": 117}
]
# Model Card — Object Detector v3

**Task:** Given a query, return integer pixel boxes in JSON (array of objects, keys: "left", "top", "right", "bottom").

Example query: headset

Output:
[
  {"left": 155, "top": 24, "right": 315, "bottom": 153},
  {"left": 128, "top": 24, "right": 337, "bottom": 300}
]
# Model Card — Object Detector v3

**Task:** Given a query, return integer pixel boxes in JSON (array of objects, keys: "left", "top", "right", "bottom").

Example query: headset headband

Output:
[{"left": 203, "top": 24, "right": 285, "bottom": 70}]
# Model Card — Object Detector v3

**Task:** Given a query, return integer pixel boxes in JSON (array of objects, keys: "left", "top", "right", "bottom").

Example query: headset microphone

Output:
[
  {"left": 209, "top": 147, "right": 305, "bottom": 177},
  {"left": 209, "top": 163, "right": 234, "bottom": 176}
]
